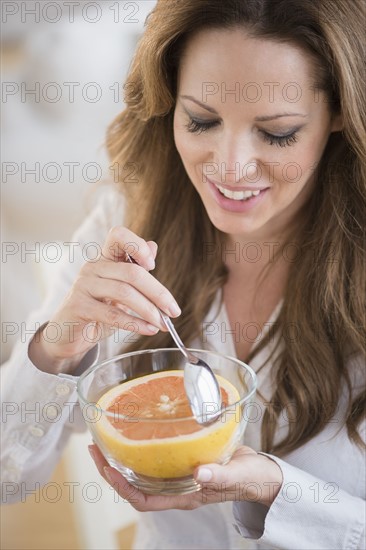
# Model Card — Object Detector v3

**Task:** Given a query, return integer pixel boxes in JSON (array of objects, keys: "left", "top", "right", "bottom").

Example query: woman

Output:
[{"left": 2, "top": 0, "right": 365, "bottom": 548}]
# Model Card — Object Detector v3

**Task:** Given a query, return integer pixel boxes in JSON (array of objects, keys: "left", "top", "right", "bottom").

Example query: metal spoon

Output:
[{"left": 125, "top": 253, "right": 222, "bottom": 424}]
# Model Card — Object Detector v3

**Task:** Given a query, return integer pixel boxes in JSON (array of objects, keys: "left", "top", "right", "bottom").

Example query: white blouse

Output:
[{"left": 1, "top": 190, "right": 365, "bottom": 549}]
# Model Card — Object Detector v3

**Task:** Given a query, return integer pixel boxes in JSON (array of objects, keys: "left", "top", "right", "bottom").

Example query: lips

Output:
[
  {"left": 206, "top": 177, "right": 269, "bottom": 213},
  {"left": 216, "top": 185, "right": 260, "bottom": 201},
  {"left": 208, "top": 178, "right": 270, "bottom": 201}
]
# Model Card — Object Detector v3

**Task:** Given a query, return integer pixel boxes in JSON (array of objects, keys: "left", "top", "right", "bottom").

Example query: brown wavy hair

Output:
[{"left": 106, "top": 0, "right": 365, "bottom": 455}]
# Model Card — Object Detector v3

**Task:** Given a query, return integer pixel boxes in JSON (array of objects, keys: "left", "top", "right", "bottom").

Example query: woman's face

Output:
[{"left": 173, "top": 28, "right": 342, "bottom": 241}]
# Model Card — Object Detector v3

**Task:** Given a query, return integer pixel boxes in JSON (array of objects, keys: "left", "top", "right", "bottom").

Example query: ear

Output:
[{"left": 330, "top": 112, "right": 343, "bottom": 133}]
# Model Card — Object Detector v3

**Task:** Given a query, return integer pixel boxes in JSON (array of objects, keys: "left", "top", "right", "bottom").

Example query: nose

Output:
[{"left": 213, "top": 130, "right": 259, "bottom": 185}]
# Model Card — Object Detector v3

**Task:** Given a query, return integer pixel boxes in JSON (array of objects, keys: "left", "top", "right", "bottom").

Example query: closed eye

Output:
[
  {"left": 185, "top": 116, "right": 300, "bottom": 148},
  {"left": 185, "top": 118, "right": 220, "bottom": 134},
  {"left": 259, "top": 130, "right": 298, "bottom": 147}
]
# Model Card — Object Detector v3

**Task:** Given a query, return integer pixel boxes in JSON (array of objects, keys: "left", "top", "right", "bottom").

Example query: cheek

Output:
[
  {"left": 173, "top": 127, "right": 200, "bottom": 191},
  {"left": 174, "top": 117, "right": 208, "bottom": 166},
  {"left": 174, "top": 131, "right": 189, "bottom": 161},
  {"left": 173, "top": 115, "right": 189, "bottom": 159},
  {"left": 175, "top": 135, "right": 203, "bottom": 166},
  {"left": 270, "top": 135, "right": 328, "bottom": 190}
]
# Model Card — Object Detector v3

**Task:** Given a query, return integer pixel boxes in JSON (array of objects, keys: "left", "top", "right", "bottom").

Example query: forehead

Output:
[{"left": 178, "top": 27, "right": 317, "bottom": 107}]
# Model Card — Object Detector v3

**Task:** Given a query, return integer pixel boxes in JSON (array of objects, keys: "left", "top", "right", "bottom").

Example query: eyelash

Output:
[
  {"left": 185, "top": 118, "right": 299, "bottom": 147},
  {"left": 185, "top": 119, "right": 219, "bottom": 134},
  {"left": 261, "top": 131, "right": 298, "bottom": 148}
]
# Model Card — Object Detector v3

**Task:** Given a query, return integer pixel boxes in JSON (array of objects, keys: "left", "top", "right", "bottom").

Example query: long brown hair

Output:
[{"left": 106, "top": 0, "right": 365, "bottom": 454}]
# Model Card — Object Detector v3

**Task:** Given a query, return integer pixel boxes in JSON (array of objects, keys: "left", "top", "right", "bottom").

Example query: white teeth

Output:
[{"left": 217, "top": 185, "right": 262, "bottom": 201}]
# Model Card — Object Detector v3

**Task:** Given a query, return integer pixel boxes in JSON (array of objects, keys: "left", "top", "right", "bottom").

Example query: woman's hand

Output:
[
  {"left": 88, "top": 444, "right": 283, "bottom": 511},
  {"left": 29, "top": 226, "right": 181, "bottom": 374}
]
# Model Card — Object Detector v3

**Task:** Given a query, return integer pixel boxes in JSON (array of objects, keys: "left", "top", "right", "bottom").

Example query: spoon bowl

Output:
[{"left": 161, "top": 314, "right": 222, "bottom": 424}]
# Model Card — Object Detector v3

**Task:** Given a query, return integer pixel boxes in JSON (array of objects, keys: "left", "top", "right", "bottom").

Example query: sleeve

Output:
[
  {"left": 232, "top": 452, "right": 366, "bottom": 550},
  {"left": 0, "top": 188, "right": 124, "bottom": 503}
]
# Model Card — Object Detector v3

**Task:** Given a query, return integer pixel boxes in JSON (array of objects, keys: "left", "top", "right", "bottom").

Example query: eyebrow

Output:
[
  {"left": 180, "top": 95, "right": 218, "bottom": 114},
  {"left": 179, "top": 95, "right": 307, "bottom": 121},
  {"left": 254, "top": 113, "right": 307, "bottom": 121}
]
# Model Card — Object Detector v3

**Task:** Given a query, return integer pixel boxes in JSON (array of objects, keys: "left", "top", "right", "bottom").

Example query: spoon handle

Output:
[
  {"left": 159, "top": 313, "right": 192, "bottom": 362},
  {"left": 124, "top": 252, "right": 193, "bottom": 362}
]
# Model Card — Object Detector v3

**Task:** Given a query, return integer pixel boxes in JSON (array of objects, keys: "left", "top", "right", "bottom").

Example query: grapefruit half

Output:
[{"left": 96, "top": 370, "right": 242, "bottom": 478}]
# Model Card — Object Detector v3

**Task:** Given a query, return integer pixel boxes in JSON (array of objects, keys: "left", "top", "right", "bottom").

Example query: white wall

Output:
[{"left": 1, "top": 1, "right": 157, "bottom": 362}]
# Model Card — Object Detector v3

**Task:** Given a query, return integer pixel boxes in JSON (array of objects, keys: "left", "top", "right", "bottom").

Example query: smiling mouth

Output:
[{"left": 214, "top": 184, "right": 268, "bottom": 201}]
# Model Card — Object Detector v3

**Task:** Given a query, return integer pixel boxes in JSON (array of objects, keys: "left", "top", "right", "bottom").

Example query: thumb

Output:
[{"left": 194, "top": 447, "right": 257, "bottom": 485}]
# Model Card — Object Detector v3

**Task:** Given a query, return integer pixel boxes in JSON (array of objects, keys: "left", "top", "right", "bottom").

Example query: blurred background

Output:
[
  {"left": 2, "top": 0, "right": 157, "bottom": 363},
  {"left": 1, "top": 1, "right": 156, "bottom": 548}
]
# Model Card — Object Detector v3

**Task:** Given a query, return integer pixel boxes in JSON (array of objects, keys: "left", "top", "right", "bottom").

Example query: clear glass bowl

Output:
[{"left": 77, "top": 348, "right": 257, "bottom": 495}]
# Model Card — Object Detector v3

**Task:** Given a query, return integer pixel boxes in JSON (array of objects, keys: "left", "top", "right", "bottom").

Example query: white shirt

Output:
[{"left": 1, "top": 190, "right": 365, "bottom": 549}]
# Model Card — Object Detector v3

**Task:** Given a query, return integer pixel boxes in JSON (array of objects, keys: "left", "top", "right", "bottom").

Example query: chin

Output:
[{"left": 207, "top": 214, "right": 262, "bottom": 237}]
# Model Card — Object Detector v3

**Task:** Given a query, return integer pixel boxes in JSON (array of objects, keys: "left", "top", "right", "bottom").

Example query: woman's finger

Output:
[
  {"left": 79, "top": 276, "right": 166, "bottom": 331},
  {"left": 146, "top": 240, "right": 158, "bottom": 260},
  {"left": 103, "top": 465, "right": 207, "bottom": 512},
  {"left": 194, "top": 447, "right": 258, "bottom": 484},
  {"left": 83, "top": 259, "right": 181, "bottom": 319},
  {"left": 76, "top": 295, "right": 161, "bottom": 336},
  {"left": 88, "top": 444, "right": 109, "bottom": 480},
  {"left": 101, "top": 226, "right": 156, "bottom": 270},
  {"left": 88, "top": 444, "right": 206, "bottom": 511},
  {"left": 194, "top": 447, "right": 283, "bottom": 506},
  {"left": 87, "top": 444, "right": 157, "bottom": 509}
]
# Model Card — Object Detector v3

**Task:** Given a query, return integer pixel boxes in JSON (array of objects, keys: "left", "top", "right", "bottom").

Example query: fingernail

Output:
[
  {"left": 196, "top": 468, "right": 213, "bottom": 482},
  {"left": 103, "top": 466, "right": 113, "bottom": 483},
  {"left": 147, "top": 324, "right": 159, "bottom": 334},
  {"left": 147, "top": 257, "right": 155, "bottom": 271},
  {"left": 168, "top": 302, "right": 181, "bottom": 317},
  {"left": 88, "top": 446, "right": 95, "bottom": 460}
]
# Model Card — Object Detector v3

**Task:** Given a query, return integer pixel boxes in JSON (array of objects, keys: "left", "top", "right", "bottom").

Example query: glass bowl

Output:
[{"left": 77, "top": 348, "right": 257, "bottom": 495}]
